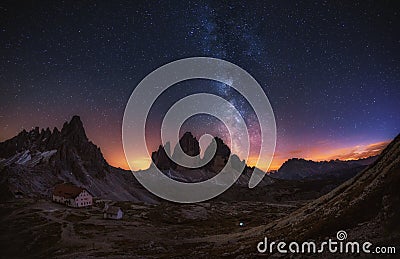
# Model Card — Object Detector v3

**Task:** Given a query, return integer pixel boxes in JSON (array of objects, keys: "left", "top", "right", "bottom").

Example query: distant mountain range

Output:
[
  {"left": 270, "top": 156, "right": 377, "bottom": 180},
  {"left": 151, "top": 131, "right": 379, "bottom": 185},
  {"left": 0, "top": 115, "right": 380, "bottom": 204}
]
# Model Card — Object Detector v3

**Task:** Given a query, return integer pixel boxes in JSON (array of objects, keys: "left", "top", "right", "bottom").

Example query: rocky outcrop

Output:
[
  {"left": 151, "top": 143, "right": 174, "bottom": 170},
  {"left": 214, "top": 134, "right": 400, "bottom": 256},
  {"left": 203, "top": 137, "right": 231, "bottom": 173},
  {"left": 268, "top": 134, "right": 400, "bottom": 240},
  {"left": 0, "top": 115, "right": 110, "bottom": 182},
  {"left": 170, "top": 132, "right": 200, "bottom": 169},
  {"left": 175, "top": 132, "right": 200, "bottom": 157},
  {"left": 152, "top": 132, "right": 202, "bottom": 170},
  {"left": 0, "top": 116, "right": 159, "bottom": 202},
  {"left": 152, "top": 133, "right": 261, "bottom": 177},
  {"left": 153, "top": 133, "right": 233, "bottom": 172}
]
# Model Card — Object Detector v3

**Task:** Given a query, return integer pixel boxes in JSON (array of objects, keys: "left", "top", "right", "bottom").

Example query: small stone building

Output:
[
  {"left": 52, "top": 183, "right": 93, "bottom": 207},
  {"left": 104, "top": 205, "right": 123, "bottom": 220}
]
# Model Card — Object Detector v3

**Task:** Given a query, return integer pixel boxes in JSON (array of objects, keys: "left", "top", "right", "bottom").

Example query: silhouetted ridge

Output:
[
  {"left": 176, "top": 132, "right": 200, "bottom": 157},
  {"left": 271, "top": 156, "right": 378, "bottom": 180},
  {"left": 0, "top": 115, "right": 110, "bottom": 181},
  {"left": 151, "top": 144, "right": 174, "bottom": 170},
  {"left": 203, "top": 137, "right": 231, "bottom": 173},
  {"left": 152, "top": 132, "right": 250, "bottom": 174},
  {"left": 61, "top": 115, "right": 88, "bottom": 143},
  {"left": 233, "top": 133, "right": 400, "bottom": 249}
]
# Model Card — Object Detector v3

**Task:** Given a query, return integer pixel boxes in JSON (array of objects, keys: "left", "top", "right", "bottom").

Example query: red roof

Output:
[{"left": 53, "top": 183, "right": 89, "bottom": 199}]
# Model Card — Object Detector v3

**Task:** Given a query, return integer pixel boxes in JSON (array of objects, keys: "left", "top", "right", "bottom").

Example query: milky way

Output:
[{"left": 1, "top": 1, "right": 399, "bottom": 170}]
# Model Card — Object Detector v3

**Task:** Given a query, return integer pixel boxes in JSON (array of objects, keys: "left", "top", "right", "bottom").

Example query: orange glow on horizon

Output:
[
  {"left": 104, "top": 140, "right": 389, "bottom": 172},
  {"left": 105, "top": 152, "right": 152, "bottom": 171},
  {"left": 302, "top": 140, "right": 389, "bottom": 162}
]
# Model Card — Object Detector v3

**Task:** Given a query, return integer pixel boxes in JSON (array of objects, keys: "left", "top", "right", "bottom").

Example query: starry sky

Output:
[{"left": 1, "top": 1, "right": 399, "bottom": 171}]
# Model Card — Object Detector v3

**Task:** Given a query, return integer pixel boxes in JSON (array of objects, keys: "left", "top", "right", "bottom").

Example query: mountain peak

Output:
[
  {"left": 70, "top": 115, "right": 83, "bottom": 125},
  {"left": 182, "top": 131, "right": 194, "bottom": 137},
  {"left": 0, "top": 115, "right": 110, "bottom": 182},
  {"left": 61, "top": 115, "right": 88, "bottom": 142},
  {"left": 177, "top": 131, "right": 200, "bottom": 157}
]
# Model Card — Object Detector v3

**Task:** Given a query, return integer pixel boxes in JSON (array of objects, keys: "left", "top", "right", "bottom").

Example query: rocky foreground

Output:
[{"left": 198, "top": 134, "right": 400, "bottom": 257}]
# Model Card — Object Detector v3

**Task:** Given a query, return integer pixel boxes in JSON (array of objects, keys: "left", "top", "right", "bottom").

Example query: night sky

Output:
[{"left": 1, "top": 1, "right": 399, "bottom": 171}]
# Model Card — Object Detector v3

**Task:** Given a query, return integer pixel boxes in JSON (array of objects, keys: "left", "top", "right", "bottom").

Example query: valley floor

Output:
[{"left": 0, "top": 198, "right": 304, "bottom": 258}]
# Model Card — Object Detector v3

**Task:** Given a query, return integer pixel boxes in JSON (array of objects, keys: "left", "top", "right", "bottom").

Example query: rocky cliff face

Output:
[
  {"left": 151, "top": 143, "right": 174, "bottom": 170},
  {"left": 0, "top": 116, "right": 158, "bottom": 203},
  {"left": 150, "top": 133, "right": 276, "bottom": 187},
  {"left": 153, "top": 133, "right": 233, "bottom": 172},
  {"left": 202, "top": 137, "right": 231, "bottom": 173},
  {"left": 0, "top": 115, "right": 109, "bottom": 183},
  {"left": 215, "top": 134, "right": 400, "bottom": 256},
  {"left": 175, "top": 132, "right": 200, "bottom": 157},
  {"left": 151, "top": 132, "right": 203, "bottom": 171}
]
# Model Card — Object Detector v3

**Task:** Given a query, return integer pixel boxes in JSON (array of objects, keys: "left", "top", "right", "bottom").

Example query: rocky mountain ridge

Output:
[
  {"left": 271, "top": 155, "right": 378, "bottom": 180},
  {"left": 209, "top": 133, "right": 400, "bottom": 257},
  {"left": 0, "top": 116, "right": 157, "bottom": 203},
  {"left": 0, "top": 115, "right": 377, "bottom": 205},
  {"left": 0, "top": 115, "right": 109, "bottom": 180},
  {"left": 151, "top": 131, "right": 275, "bottom": 186}
]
